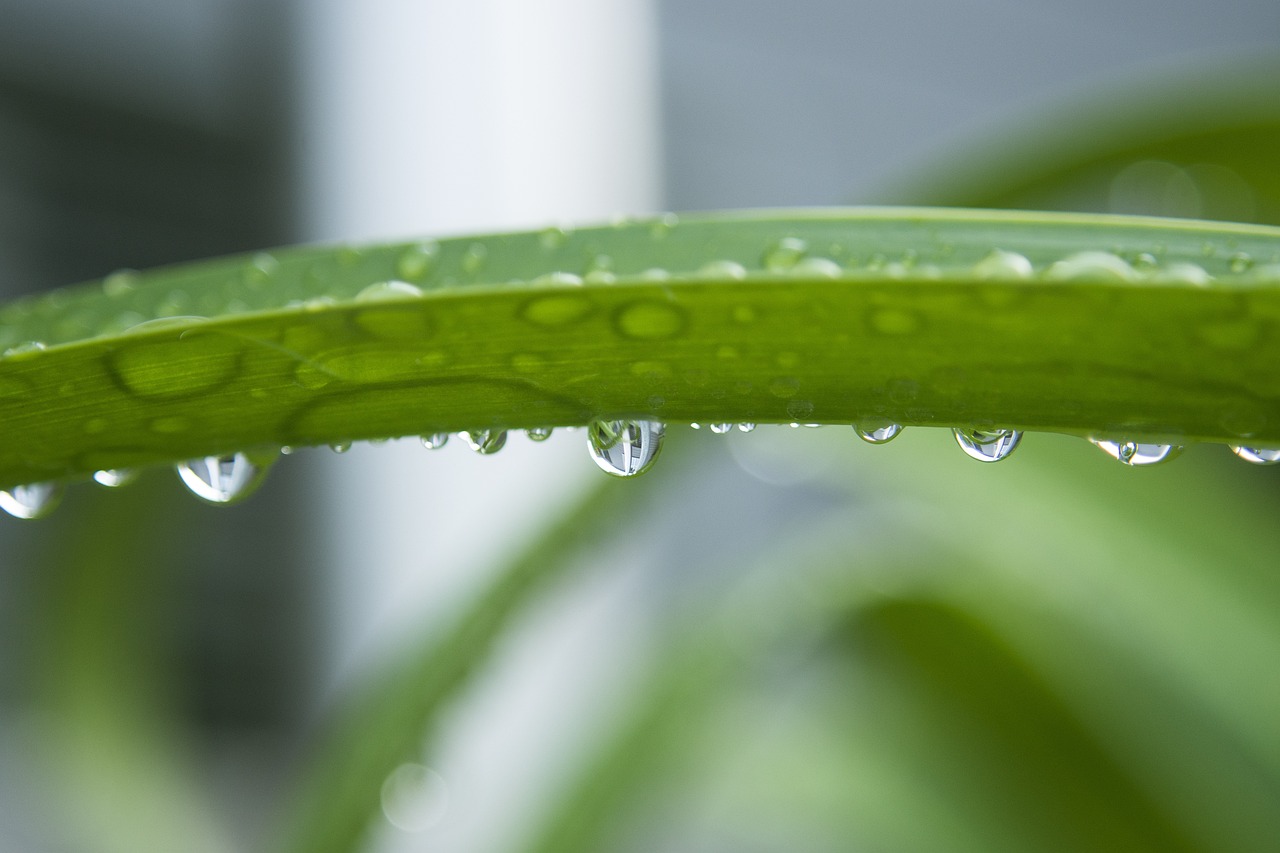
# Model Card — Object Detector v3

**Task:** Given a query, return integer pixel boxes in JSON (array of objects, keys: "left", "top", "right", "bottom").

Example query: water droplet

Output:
[
  {"left": 648, "top": 213, "right": 678, "bottom": 239},
  {"left": 854, "top": 421, "right": 903, "bottom": 444},
  {"left": 972, "top": 249, "right": 1033, "bottom": 279},
  {"left": 1229, "top": 445, "right": 1280, "bottom": 465},
  {"left": 588, "top": 419, "right": 664, "bottom": 477},
  {"left": 420, "top": 433, "right": 449, "bottom": 450},
  {"left": 763, "top": 237, "right": 808, "bottom": 271},
  {"left": 1229, "top": 252, "right": 1254, "bottom": 273},
  {"left": 615, "top": 301, "right": 685, "bottom": 340},
  {"left": 737, "top": 422, "right": 756, "bottom": 432},
  {"left": 1045, "top": 251, "right": 1136, "bottom": 282},
  {"left": 0, "top": 482, "right": 62, "bottom": 519},
  {"left": 790, "top": 257, "right": 842, "bottom": 278},
  {"left": 243, "top": 253, "right": 279, "bottom": 287},
  {"left": 1090, "top": 438, "right": 1183, "bottom": 466},
  {"left": 396, "top": 242, "right": 439, "bottom": 281},
  {"left": 329, "top": 441, "right": 352, "bottom": 454},
  {"left": 355, "top": 280, "right": 423, "bottom": 302},
  {"left": 532, "top": 271, "right": 584, "bottom": 287},
  {"left": 696, "top": 260, "right": 747, "bottom": 280},
  {"left": 708, "top": 423, "right": 733, "bottom": 434},
  {"left": 462, "top": 243, "right": 488, "bottom": 274},
  {"left": 461, "top": 429, "right": 507, "bottom": 455},
  {"left": 176, "top": 452, "right": 273, "bottom": 504},
  {"left": 539, "top": 225, "right": 571, "bottom": 249},
  {"left": 1149, "top": 262, "right": 1211, "bottom": 285},
  {"left": 769, "top": 377, "right": 800, "bottom": 399},
  {"left": 690, "top": 422, "right": 702, "bottom": 430},
  {"left": 786, "top": 400, "right": 815, "bottom": 420},
  {"left": 93, "top": 469, "right": 138, "bottom": 488},
  {"left": 381, "top": 763, "right": 449, "bottom": 833},
  {"left": 103, "top": 269, "right": 141, "bottom": 297},
  {"left": 3, "top": 341, "right": 47, "bottom": 358},
  {"left": 522, "top": 293, "right": 594, "bottom": 327},
  {"left": 954, "top": 427, "right": 1022, "bottom": 462},
  {"left": 111, "top": 331, "right": 241, "bottom": 399},
  {"left": 526, "top": 427, "right": 553, "bottom": 442}
]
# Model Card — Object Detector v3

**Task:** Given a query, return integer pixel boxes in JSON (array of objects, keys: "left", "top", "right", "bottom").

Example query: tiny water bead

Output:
[
  {"left": 1044, "top": 251, "right": 1136, "bottom": 282},
  {"left": 953, "top": 427, "right": 1022, "bottom": 462},
  {"left": 0, "top": 482, "right": 63, "bottom": 520},
  {"left": 708, "top": 423, "right": 734, "bottom": 434},
  {"left": 854, "top": 421, "right": 903, "bottom": 444},
  {"left": 972, "top": 249, "right": 1033, "bottom": 280},
  {"left": 355, "top": 280, "right": 424, "bottom": 302},
  {"left": 588, "top": 419, "right": 665, "bottom": 478},
  {"left": 329, "top": 442, "right": 352, "bottom": 454},
  {"left": 420, "top": 433, "right": 449, "bottom": 450},
  {"left": 176, "top": 452, "right": 274, "bottom": 504},
  {"left": 461, "top": 429, "right": 507, "bottom": 455},
  {"left": 1229, "top": 445, "right": 1280, "bottom": 465},
  {"left": 525, "top": 427, "right": 554, "bottom": 442},
  {"left": 763, "top": 237, "right": 808, "bottom": 271},
  {"left": 93, "top": 469, "right": 139, "bottom": 488},
  {"left": 396, "top": 242, "right": 440, "bottom": 281},
  {"left": 1089, "top": 439, "right": 1183, "bottom": 467},
  {"left": 737, "top": 423, "right": 756, "bottom": 432}
]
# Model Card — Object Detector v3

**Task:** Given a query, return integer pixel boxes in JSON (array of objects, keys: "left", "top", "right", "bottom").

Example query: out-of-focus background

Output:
[{"left": 1, "top": 1, "right": 1279, "bottom": 851}]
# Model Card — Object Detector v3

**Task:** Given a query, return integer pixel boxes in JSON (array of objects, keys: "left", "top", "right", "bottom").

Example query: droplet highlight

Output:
[
  {"left": 93, "top": 469, "right": 139, "bottom": 488},
  {"left": 461, "top": 429, "right": 507, "bottom": 455},
  {"left": 420, "top": 433, "right": 449, "bottom": 450},
  {"left": 0, "top": 482, "right": 62, "bottom": 520}
]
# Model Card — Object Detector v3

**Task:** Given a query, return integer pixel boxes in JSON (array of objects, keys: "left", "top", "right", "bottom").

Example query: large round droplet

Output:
[
  {"left": 588, "top": 419, "right": 665, "bottom": 477},
  {"left": 0, "top": 482, "right": 62, "bottom": 519},
  {"left": 1090, "top": 438, "right": 1183, "bottom": 467},
  {"left": 176, "top": 452, "right": 274, "bottom": 504},
  {"left": 854, "top": 421, "right": 903, "bottom": 444},
  {"left": 1229, "top": 445, "right": 1280, "bottom": 465},
  {"left": 461, "top": 429, "right": 507, "bottom": 455},
  {"left": 954, "top": 427, "right": 1021, "bottom": 462}
]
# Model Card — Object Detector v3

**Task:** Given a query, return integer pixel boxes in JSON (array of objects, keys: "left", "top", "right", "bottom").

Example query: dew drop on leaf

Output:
[
  {"left": 525, "top": 427, "right": 553, "bottom": 442},
  {"left": 1229, "top": 445, "right": 1280, "bottom": 465},
  {"left": 461, "top": 429, "right": 507, "bottom": 455},
  {"left": 93, "top": 469, "right": 139, "bottom": 488},
  {"left": 588, "top": 419, "right": 664, "bottom": 477},
  {"left": 854, "top": 421, "right": 903, "bottom": 444},
  {"left": 355, "top": 280, "right": 423, "bottom": 302},
  {"left": 176, "top": 452, "right": 274, "bottom": 504},
  {"left": 0, "top": 482, "right": 62, "bottom": 519},
  {"left": 954, "top": 427, "right": 1022, "bottom": 462},
  {"left": 1090, "top": 439, "right": 1183, "bottom": 466},
  {"left": 972, "top": 249, "right": 1033, "bottom": 280},
  {"left": 420, "top": 433, "right": 450, "bottom": 450}
]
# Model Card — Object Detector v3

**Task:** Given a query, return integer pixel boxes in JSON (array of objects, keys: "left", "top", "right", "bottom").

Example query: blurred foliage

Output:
[{"left": 4, "top": 60, "right": 1280, "bottom": 853}]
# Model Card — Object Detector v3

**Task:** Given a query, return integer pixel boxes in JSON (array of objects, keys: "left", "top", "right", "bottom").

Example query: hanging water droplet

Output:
[
  {"left": 954, "top": 427, "right": 1022, "bottom": 462},
  {"left": 176, "top": 452, "right": 274, "bottom": 504},
  {"left": 329, "top": 441, "right": 352, "bottom": 454},
  {"left": 854, "top": 421, "right": 903, "bottom": 444},
  {"left": 1090, "top": 438, "right": 1183, "bottom": 466},
  {"left": 737, "top": 423, "right": 756, "bottom": 432},
  {"left": 420, "top": 432, "right": 450, "bottom": 450},
  {"left": 588, "top": 419, "right": 665, "bottom": 477},
  {"left": 708, "top": 423, "right": 734, "bottom": 434},
  {"left": 1229, "top": 445, "right": 1280, "bottom": 465},
  {"left": 690, "top": 423, "right": 702, "bottom": 430},
  {"left": 0, "top": 482, "right": 62, "bottom": 519},
  {"left": 461, "top": 429, "right": 507, "bottom": 455},
  {"left": 93, "top": 469, "right": 139, "bottom": 488},
  {"left": 526, "top": 427, "right": 553, "bottom": 442}
]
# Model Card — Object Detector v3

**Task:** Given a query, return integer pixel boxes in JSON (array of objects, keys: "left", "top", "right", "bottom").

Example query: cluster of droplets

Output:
[{"left": 5, "top": 420, "right": 1280, "bottom": 519}]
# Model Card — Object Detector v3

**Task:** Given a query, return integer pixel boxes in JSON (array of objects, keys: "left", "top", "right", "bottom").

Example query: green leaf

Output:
[{"left": 2, "top": 208, "right": 1279, "bottom": 492}]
